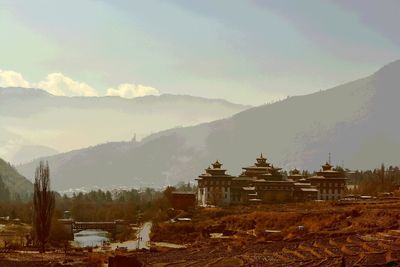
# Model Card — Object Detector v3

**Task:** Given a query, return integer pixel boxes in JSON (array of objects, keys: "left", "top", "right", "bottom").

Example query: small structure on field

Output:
[{"left": 171, "top": 192, "right": 196, "bottom": 211}]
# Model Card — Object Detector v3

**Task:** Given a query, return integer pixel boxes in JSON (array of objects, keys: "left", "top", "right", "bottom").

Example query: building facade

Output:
[
  {"left": 308, "top": 162, "right": 347, "bottom": 200},
  {"left": 196, "top": 160, "right": 233, "bottom": 206},
  {"left": 196, "top": 154, "right": 346, "bottom": 206}
]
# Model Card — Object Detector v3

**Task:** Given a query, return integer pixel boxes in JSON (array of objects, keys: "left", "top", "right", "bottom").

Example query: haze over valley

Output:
[
  {"left": 0, "top": 87, "right": 248, "bottom": 164},
  {"left": 16, "top": 60, "right": 400, "bottom": 191}
]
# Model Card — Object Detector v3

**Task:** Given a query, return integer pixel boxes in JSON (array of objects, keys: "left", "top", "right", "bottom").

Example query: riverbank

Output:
[{"left": 80, "top": 221, "right": 152, "bottom": 253}]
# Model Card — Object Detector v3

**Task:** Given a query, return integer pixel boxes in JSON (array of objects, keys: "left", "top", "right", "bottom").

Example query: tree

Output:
[
  {"left": 33, "top": 161, "right": 55, "bottom": 253},
  {"left": 163, "top": 186, "right": 176, "bottom": 207}
]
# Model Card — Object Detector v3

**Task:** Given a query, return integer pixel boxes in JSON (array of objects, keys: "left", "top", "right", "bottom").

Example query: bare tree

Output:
[{"left": 33, "top": 161, "right": 55, "bottom": 253}]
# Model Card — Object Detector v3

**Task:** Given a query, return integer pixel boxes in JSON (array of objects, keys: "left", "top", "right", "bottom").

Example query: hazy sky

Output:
[{"left": 0, "top": 0, "right": 399, "bottom": 105}]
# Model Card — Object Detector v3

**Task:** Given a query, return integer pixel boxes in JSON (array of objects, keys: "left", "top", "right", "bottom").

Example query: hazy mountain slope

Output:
[
  {"left": 0, "top": 88, "right": 249, "bottom": 163},
  {"left": 11, "top": 145, "right": 58, "bottom": 165},
  {"left": 0, "top": 158, "right": 33, "bottom": 200},
  {"left": 17, "top": 60, "right": 400, "bottom": 190}
]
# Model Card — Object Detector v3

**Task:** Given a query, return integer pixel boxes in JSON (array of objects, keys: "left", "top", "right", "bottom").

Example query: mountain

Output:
[
  {"left": 10, "top": 145, "right": 59, "bottom": 165},
  {"left": 0, "top": 158, "right": 33, "bottom": 200},
  {"left": 0, "top": 88, "right": 249, "bottom": 163},
  {"left": 17, "top": 60, "right": 400, "bottom": 191}
]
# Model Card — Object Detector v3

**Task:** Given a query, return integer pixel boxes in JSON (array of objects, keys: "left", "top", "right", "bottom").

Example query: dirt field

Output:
[
  {"left": 139, "top": 198, "right": 400, "bottom": 266},
  {"left": 2, "top": 199, "right": 400, "bottom": 266},
  {"left": 134, "top": 233, "right": 400, "bottom": 266},
  {"left": 0, "top": 251, "right": 94, "bottom": 266}
]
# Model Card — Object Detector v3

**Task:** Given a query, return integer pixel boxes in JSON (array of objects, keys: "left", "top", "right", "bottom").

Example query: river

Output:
[
  {"left": 74, "top": 229, "right": 109, "bottom": 248},
  {"left": 73, "top": 222, "right": 152, "bottom": 250}
]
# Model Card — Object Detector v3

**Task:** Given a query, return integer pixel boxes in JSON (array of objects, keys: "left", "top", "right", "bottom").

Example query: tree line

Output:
[{"left": 0, "top": 161, "right": 195, "bottom": 252}]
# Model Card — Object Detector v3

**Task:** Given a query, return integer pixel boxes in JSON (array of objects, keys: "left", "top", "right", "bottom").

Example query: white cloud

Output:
[
  {"left": 106, "top": 83, "right": 160, "bottom": 98},
  {"left": 37, "top": 73, "right": 98, "bottom": 97},
  {"left": 0, "top": 69, "right": 31, "bottom": 88},
  {"left": 0, "top": 69, "right": 160, "bottom": 99}
]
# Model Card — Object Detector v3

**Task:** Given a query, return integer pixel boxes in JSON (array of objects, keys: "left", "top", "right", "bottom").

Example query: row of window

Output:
[
  {"left": 200, "top": 180, "right": 231, "bottom": 186},
  {"left": 199, "top": 187, "right": 229, "bottom": 192},
  {"left": 321, "top": 188, "right": 342, "bottom": 194},
  {"left": 256, "top": 186, "right": 291, "bottom": 190},
  {"left": 315, "top": 182, "right": 345, "bottom": 188},
  {"left": 204, "top": 192, "right": 229, "bottom": 200}
]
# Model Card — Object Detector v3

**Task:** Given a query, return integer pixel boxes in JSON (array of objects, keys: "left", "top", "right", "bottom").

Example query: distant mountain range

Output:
[
  {"left": 0, "top": 88, "right": 249, "bottom": 164},
  {"left": 17, "top": 60, "right": 400, "bottom": 191},
  {"left": 0, "top": 158, "right": 33, "bottom": 200}
]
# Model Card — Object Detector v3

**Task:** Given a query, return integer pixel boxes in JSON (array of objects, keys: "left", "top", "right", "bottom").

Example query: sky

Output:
[{"left": 0, "top": 0, "right": 400, "bottom": 105}]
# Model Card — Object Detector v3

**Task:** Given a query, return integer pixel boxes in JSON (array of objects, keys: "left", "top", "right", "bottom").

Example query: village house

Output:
[{"left": 196, "top": 154, "right": 346, "bottom": 206}]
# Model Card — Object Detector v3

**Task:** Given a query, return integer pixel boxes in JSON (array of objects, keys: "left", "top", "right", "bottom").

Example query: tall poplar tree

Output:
[{"left": 33, "top": 161, "right": 55, "bottom": 253}]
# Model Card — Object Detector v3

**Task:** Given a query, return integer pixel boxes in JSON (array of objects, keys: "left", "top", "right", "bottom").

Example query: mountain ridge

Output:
[
  {"left": 16, "top": 60, "right": 400, "bottom": 190},
  {"left": 0, "top": 158, "right": 33, "bottom": 200},
  {"left": 0, "top": 87, "right": 250, "bottom": 164},
  {"left": 0, "top": 87, "right": 249, "bottom": 106}
]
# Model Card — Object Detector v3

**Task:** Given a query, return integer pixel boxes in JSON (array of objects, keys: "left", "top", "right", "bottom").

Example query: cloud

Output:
[
  {"left": 106, "top": 83, "right": 160, "bottom": 98},
  {"left": 0, "top": 69, "right": 161, "bottom": 98},
  {"left": 37, "top": 73, "right": 98, "bottom": 97},
  {"left": 0, "top": 69, "right": 31, "bottom": 88}
]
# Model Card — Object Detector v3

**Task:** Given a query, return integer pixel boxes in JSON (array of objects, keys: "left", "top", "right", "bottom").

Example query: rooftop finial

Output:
[
  {"left": 328, "top": 152, "right": 331, "bottom": 165},
  {"left": 212, "top": 160, "right": 222, "bottom": 169}
]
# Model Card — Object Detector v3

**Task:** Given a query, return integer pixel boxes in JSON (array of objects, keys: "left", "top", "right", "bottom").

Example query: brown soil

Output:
[{"left": 141, "top": 199, "right": 400, "bottom": 266}]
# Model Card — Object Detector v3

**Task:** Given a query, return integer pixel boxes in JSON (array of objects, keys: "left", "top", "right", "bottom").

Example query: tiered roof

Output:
[
  {"left": 288, "top": 168, "right": 304, "bottom": 181},
  {"left": 197, "top": 160, "right": 233, "bottom": 179},
  {"left": 254, "top": 153, "right": 269, "bottom": 167},
  {"left": 291, "top": 168, "right": 301, "bottom": 175},
  {"left": 308, "top": 162, "right": 347, "bottom": 180},
  {"left": 240, "top": 153, "right": 274, "bottom": 179}
]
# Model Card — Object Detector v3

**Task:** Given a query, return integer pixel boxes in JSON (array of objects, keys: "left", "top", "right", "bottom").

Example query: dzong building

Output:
[{"left": 196, "top": 154, "right": 347, "bottom": 206}]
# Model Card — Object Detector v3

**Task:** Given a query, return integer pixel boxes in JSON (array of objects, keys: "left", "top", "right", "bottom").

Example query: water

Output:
[
  {"left": 73, "top": 222, "right": 153, "bottom": 250},
  {"left": 74, "top": 230, "right": 109, "bottom": 248}
]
